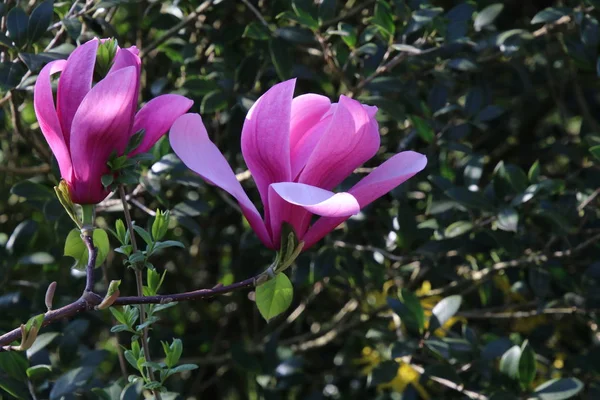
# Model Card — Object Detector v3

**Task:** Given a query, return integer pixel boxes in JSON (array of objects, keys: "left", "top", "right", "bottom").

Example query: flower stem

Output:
[{"left": 118, "top": 185, "right": 161, "bottom": 399}]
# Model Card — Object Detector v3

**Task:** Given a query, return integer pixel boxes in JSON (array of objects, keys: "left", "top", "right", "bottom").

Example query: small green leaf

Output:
[
  {"left": 26, "top": 364, "right": 52, "bottom": 380},
  {"left": 166, "top": 338, "right": 183, "bottom": 368},
  {"left": 497, "top": 208, "right": 518, "bottom": 232},
  {"left": 531, "top": 7, "right": 568, "bottom": 24},
  {"left": 243, "top": 21, "right": 271, "bottom": 40},
  {"left": 444, "top": 221, "right": 473, "bottom": 238},
  {"left": 409, "top": 115, "right": 435, "bottom": 142},
  {"left": 590, "top": 145, "right": 600, "bottom": 161},
  {"left": 151, "top": 209, "right": 170, "bottom": 241},
  {"left": 528, "top": 160, "right": 540, "bottom": 182},
  {"left": 499, "top": 345, "right": 521, "bottom": 379},
  {"left": 474, "top": 3, "right": 503, "bottom": 31},
  {"left": 133, "top": 225, "right": 153, "bottom": 247},
  {"left": 533, "top": 378, "right": 584, "bottom": 400},
  {"left": 519, "top": 341, "right": 537, "bottom": 388},
  {"left": 256, "top": 273, "right": 294, "bottom": 321},
  {"left": 101, "top": 174, "right": 114, "bottom": 188},
  {"left": 372, "top": 0, "right": 395, "bottom": 37}
]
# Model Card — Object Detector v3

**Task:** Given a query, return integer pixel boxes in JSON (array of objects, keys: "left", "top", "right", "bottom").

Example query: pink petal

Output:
[
  {"left": 169, "top": 113, "right": 273, "bottom": 248},
  {"left": 130, "top": 94, "right": 193, "bottom": 156},
  {"left": 289, "top": 94, "right": 332, "bottom": 177},
  {"left": 270, "top": 182, "right": 360, "bottom": 217},
  {"left": 241, "top": 79, "right": 294, "bottom": 212},
  {"left": 298, "top": 96, "right": 380, "bottom": 190},
  {"left": 267, "top": 182, "right": 360, "bottom": 246},
  {"left": 303, "top": 151, "right": 428, "bottom": 249},
  {"left": 108, "top": 46, "right": 142, "bottom": 123},
  {"left": 56, "top": 39, "right": 99, "bottom": 146},
  {"left": 69, "top": 66, "right": 138, "bottom": 204},
  {"left": 34, "top": 60, "right": 72, "bottom": 180}
]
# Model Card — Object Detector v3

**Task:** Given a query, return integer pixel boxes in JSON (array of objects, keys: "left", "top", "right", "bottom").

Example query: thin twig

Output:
[{"left": 118, "top": 185, "right": 159, "bottom": 399}]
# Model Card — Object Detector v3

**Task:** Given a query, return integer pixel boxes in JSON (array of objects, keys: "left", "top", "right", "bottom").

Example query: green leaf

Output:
[
  {"left": 243, "top": 21, "right": 271, "bottom": 40},
  {"left": 0, "top": 61, "right": 26, "bottom": 92},
  {"left": 444, "top": 221, "right": 473, "bottom": 238},
  {"left": 6, "top": 7, "right": 29, "bottom": 48},
  {"left": 269, "top": 37, "right": 293, "bottom": 80},
  {"left": 27, "top": 0, "right": 54, "bottom": 44},
  {"left": 26, "top": 332, "right": 59, "bottom": 357},
  {"left": 101, "top": 174, "right": 114, "bottom": 188},
  {"left": 499, "top": 345, "right": 521, "bottom": 379},
  {"left": 590, "top": 145, "right": 600, "bottom": 161},
  {"left": 519, "top": 341, "right": 536, "bottom": 388},
  {"left": 533, "top": 378, "right": 584, "bottom": 399},
  {"left": 531, "top": 7, "right": 568, "bottom": 24},
  {"left": 474, "top": 4, "right": 503, "bottom": 31},
  {"left": 528, "top": 160, "right": 540, "bottom": 182},
  {"left": 133, "top": 225, "right": 153, "bottom": 247},
  {"left": 445, "top": 187, "right": 494, "bottom": 210},
  {"left": 0, "top": 377, "right": 29, "bottom": 399},
  {"left": 200, "top": 90, "right": 228, "bottom": 114},
  {"left": 448, "top": 58, "right": 478, "bottom": 71},
  {"left": 26, "top": 364, "right": 52, "bottom": 381},
  {"left": 256, "top": 273, "right": 294, "bottom": 321},
  {"left": 151, "top": 209, "right": 170, "bottom": 241},
  {"left": 398, "top": 288, "right": 426, "bottom": 333},
  {"left": 167, "top": 363, "right": 198, "bottom": 376},
  {"left": 166, "top": 338, "right": 183, "bottom": 368},
  {"left": 64, "top": 229, "right": 110, "bottom": 270},
  {"left": 409, "top": 115, "right": 435, "bottom": 142},
  {"left": 497, "top": 208, "right": 518, "bottom": 232},
  {"left": 372, "top": 0, "right": 395, "bottom": 37},
  {"left": 430, "top": 295, "right": 462, "bottom": 332},
  {"left": 0, "top": 351, "right": 28, "bottom": 381},
  {"left": 337, "top": 22, "right": 357, "bottom": 48}
]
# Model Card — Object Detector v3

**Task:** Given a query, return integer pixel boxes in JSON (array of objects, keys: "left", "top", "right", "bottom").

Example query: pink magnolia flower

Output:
[
  {"left": 34, "top": 38, "right": 193, "bottom": 204},
  {"left": 170, "top": 79, "right": 426, "bottom": 250}
]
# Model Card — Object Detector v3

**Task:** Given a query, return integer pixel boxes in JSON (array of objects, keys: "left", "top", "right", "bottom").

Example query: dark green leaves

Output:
[
  {"left": 388, "top": 289, "right": 425, "bottom": 334},
  {"left": 533, "top": 378, "right": 584, "bottom": 399},
  {"left": 28, "top": 1, "right": 54, "bottom": 44},
  {"left": 430, "top": 295, "right": 462, "bottom": 332},
  {"left": 6, "top": 7, "right": 28, "bottom": 48}
]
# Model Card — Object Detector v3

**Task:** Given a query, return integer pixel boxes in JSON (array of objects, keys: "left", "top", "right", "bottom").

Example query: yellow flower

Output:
[{"left": 356, "top": 347, "right": 430, "bottom": 398}]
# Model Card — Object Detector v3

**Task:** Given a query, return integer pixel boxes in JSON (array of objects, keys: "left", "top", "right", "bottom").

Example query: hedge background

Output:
[{"left": 1, "top": 0, "right": 600, "bottom": 399}]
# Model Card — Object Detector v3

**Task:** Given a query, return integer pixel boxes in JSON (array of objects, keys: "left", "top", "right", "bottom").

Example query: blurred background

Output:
[{"left": 1, "top": 0, "right": 600, "bottom": 399}]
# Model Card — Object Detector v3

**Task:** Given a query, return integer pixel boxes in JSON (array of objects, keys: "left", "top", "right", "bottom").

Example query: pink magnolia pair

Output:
[{"left": 34, "top": 38, "right": 427, "bottom": 251}]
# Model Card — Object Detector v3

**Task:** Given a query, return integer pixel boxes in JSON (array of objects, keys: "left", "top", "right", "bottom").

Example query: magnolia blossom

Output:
[
  {"left": 34, "top": 38, "right": 193, "bottom": 204},
  {"left": 170, "top": 79, "right": 426, "bottom": 250}
]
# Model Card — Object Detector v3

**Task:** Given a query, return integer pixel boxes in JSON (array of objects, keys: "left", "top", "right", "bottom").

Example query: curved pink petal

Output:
[
  {"left": 298, "top": 95, "right": 380, "bottom": 190},
  {"left": 303, "top": 151, "right": 428, "bottom": 249},
  {"left": 241, "top": 79, "right": 294, "bottom": 212},
  {"left": 289, "top": 94, "right": 332, "bottom": 177},
  {"left": 34, "top": 60, "right": 72, "bottom": 180},
  {"left": 130, "top": 94, "right": 193, "bottom": 156},
  {"left": 108, "top": 46, "right": 142, "bottom": 123},
  {"left": 270, "top": 182, "right": 360, "bottom": 217},
  {"left": 170, "top": 113, "right": 273, "bottom": 248},
  {"left": 56, "top": 39, "right": 99, "bottom": 145},
  {"left": 69, "top": 66, "right": 138, "bottom": 204},
  {"left": 267, "top": 182, "right": 359, "bottom": 247}
]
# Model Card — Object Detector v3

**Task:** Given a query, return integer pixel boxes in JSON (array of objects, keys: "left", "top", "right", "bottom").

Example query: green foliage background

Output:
[{"left": 1, "top": 0, "right": 600, "bottom": 399}]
